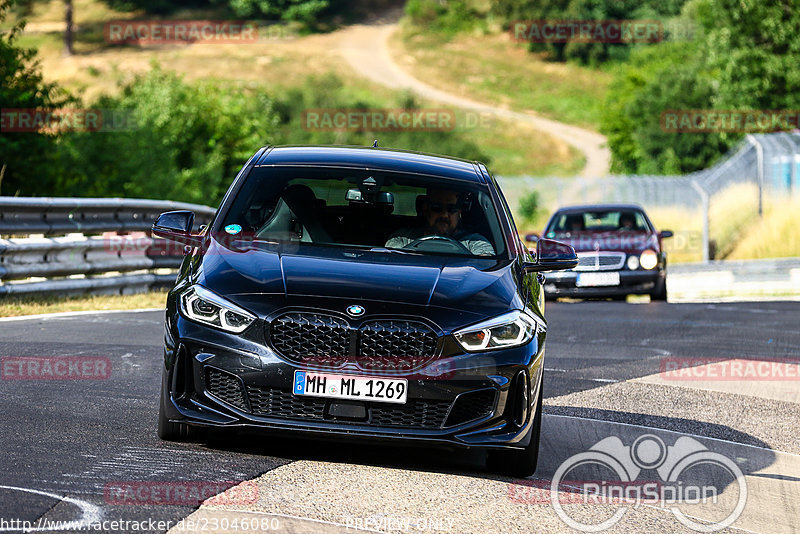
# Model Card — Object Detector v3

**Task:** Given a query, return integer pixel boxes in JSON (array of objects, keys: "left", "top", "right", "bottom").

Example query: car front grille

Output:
[
  {"left": 268, "top": 312, "right": 438, "bottom": 371},
  {"left": 445, "top": 389, "right": 496, "bottom": 427},
  {"left": 206, "top": 367, "right": 495, "bottom": 430},
  {"left": 359, "top": 320, "right": 438, "bottom": 371},
  {"left": 205, "top": 368, "right": 248, "bottom": 411},
  {"left": 269, "top": 313, "right": 350, "bottom": 367},
  {"left": 246, "top": 385, "right": 451, "bottom": 429},
  {"left": 247, "top": 384, "right": 325, "bottom": 420},
  {"left": 575, "top": 252, "right": 626, "bottom": 271}
]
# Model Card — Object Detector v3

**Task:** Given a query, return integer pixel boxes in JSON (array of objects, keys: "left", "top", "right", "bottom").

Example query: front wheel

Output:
[
  {"left": 650, "top": 279, "right": 667, "bottom": 301},
  {"left": 158, "top": 390, "right": 199, "bottom": 441},
  {"left": 486, "top": 380, "right": 543, "bottom": 477}
]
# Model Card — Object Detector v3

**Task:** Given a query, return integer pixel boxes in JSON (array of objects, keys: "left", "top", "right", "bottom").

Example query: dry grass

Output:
[
  {"left": 728, "top": 196, "right": 800, "bottom": 260},
  {"left": 0, "top": 291, "right": 167, "bottom": 317},
  {"left": 391, "top": 26, "right": 611, "bottom": 129},
  {"left": 13, "top": 4, "right": 581, "bottom": 177}
]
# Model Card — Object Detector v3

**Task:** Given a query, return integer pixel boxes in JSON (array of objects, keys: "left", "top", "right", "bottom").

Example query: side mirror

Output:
[
  {"left": 152, "top": 210, "right": 203, "bottom": 248},
  {"left": 523, "top": 238, "right": 578, "bottom": 273},
  {"left": 659, "top": 230, "right": 674, "bottom": 239}
]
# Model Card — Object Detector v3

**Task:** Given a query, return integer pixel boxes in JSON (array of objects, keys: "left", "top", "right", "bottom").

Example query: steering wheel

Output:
[{"left": 403, "top": 235, "right": 472, "bottom": 254}]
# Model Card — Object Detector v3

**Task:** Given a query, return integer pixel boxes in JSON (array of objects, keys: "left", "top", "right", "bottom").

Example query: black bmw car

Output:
[{"left": 153, "top": 145, "right": 577, "bottom": 476}]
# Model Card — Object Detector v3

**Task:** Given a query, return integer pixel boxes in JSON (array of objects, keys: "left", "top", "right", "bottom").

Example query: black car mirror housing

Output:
[
  {"left": 523, "top": 238, "right": 578, "bottom": 273},
  {"left": 152, "top": 210, "right": 204, "bottom": 248}
]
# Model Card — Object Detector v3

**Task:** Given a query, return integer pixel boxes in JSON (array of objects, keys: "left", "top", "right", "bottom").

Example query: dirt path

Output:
[{"left": 338, "top": 20, "right": 610, "bottom": 178}]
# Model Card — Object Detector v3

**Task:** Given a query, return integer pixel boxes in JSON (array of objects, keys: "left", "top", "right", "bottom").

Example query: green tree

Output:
[
  {"left": 601, "top": 0, "right": 799, "bottom": 174},
  {"left": 0, "top": 0, "right": 72, "bottom": 196}
]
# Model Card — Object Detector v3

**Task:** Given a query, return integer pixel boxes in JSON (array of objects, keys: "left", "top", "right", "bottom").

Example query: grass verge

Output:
[
  {"left": 391, "top": 24, "right": 611, "bottom": 129},
  {"left": 728, "top": 197, "right": 800, "bottom": 260},
  {"left": 0, "top": 291, "right": 167, "bottom": 317}
]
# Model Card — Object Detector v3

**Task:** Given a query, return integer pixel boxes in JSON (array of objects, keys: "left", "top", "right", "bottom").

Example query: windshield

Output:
[
  {"left": 546, "top": 209, "right": 652, "bottom": 235},
  {"left": 218, "top": 166, "right": 506, "bottom": 258}
]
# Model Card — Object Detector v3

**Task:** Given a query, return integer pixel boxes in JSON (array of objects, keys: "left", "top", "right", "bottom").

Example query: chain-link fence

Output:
[{"left": 499, "top": 132, "right": 800, "bottom": 263}]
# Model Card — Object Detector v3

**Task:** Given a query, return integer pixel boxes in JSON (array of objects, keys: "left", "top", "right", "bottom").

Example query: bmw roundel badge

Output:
[{"left": 346, "top": 305, "right": 365, "bottom": 317}]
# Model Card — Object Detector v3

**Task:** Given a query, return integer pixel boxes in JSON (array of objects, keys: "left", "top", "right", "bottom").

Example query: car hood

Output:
[
  {"left": 193, "top": 239, "right": 521, "bottom": 320},
  {"left": 546, "top": 230, "right": 659, "bottom": 253}
]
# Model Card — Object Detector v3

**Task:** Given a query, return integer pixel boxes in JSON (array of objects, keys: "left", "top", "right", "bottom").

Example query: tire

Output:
[
  {"left": 157, "top": 390, "right": 197, "bottom": 441},
  {"left": 487, "top": 379, "right": 544, "bottom": 477},
  {"left": 650, "top": 279, "right": 667, "bottom": 301}
]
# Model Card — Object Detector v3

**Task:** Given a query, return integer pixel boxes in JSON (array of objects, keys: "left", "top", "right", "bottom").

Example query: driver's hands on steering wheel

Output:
[{"left": 401, "top": 235, "right": 472, "bottom": 254}]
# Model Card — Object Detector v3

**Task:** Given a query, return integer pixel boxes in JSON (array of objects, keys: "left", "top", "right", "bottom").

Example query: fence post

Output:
[
  {"left": 746, "top": 134, "right": 765, "bottom": 216},
  {"left": 690, "top": 179, "right": 710, "bottom": 263}
]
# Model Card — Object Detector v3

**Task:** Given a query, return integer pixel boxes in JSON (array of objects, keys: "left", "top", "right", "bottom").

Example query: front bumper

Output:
[
  {"left": 543, "top": 269, "right": 664, "bottom": 297},
  {"left": 160, "top": 315, "right": 545, "bottom": 451}
]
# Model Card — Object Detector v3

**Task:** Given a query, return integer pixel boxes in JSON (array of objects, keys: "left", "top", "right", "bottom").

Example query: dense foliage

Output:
[
  {"left": 601, "top": 0, "right": 800, "bottom": 174},
  {"left": 0, "top": 0, "right": 73, "bottom": 196}
]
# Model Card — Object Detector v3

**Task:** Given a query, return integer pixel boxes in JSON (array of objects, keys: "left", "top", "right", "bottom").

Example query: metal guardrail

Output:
[
  {"left": 0, "top": 197, "right": 216, "bottom": 296},
  {"left": 668, "top": 257, "right": 800, "bottom": 300}
]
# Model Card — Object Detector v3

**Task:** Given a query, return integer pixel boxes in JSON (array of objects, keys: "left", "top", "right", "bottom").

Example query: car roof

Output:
[
  {"left": 255, "top": 145, "right": 487, "bottom": 183},
  {"left": 554, "top": 203, "right": 646, "bottom": 213}
]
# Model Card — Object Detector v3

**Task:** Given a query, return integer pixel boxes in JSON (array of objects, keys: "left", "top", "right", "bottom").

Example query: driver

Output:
[{"left": 385, "top": 188, "right": 495, "bottom": 256}]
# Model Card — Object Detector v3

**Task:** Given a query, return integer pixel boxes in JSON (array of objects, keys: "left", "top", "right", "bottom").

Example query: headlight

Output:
[
  {"left": 454, "top": 310, "right": 544, "bottom": 352},
  {"left": 640, "top": 249, "right": 658, "bottom": 270},
  {"left": 179, "top": 285, "right": 256, "bottom": 333},
  {"left": 626, "top": 254, "right": 640, "bottom": 270}
]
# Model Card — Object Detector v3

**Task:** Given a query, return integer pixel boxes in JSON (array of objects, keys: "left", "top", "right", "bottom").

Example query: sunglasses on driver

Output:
[{"left": 428, "top": 202, "right": 462, "bottom": 214}]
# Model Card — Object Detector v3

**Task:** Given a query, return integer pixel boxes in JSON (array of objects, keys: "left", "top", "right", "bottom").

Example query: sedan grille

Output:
[
  {"left": 575, "top": 252, "right": 626, "bottom": 271},
  {"left": 268, "top": 313, "right": 438, "bottom": 371}
]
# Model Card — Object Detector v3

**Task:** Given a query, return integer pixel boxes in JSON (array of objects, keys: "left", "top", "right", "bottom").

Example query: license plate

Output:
[
  {"left": 293, "top": 371, "right": 407, "bottom": 404},
  {"left": 576, "top": 272, "right": 621, "bottom": 287}
]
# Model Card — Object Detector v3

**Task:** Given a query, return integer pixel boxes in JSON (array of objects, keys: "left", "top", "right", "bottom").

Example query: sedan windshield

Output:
[
  {"left": 219, "top": 166, "right": 506, "bottom": 257},
  {"left": 546, "top": 209, "right": 651, "bottom": 234}
]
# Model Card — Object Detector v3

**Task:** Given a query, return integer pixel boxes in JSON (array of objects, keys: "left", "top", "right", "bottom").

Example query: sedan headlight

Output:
[
  {"left": 626, "top": 255, "right": 640, "bottom": 270},
  {"left": 179, "top": 285, "right": 256, "bottom": 333},
  {"left": 454, "top": 310, "right": 544, "bottom": 352},
  {"left": 640, "top": 249, "right": 658, "bottom": 270}
]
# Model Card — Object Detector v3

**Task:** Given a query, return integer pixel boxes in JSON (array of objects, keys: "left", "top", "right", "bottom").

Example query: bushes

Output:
[
  {"left": 6, "top": 65, "right": 489, "bottom": 204},
  {"left": 405, "top": 0, "right": 484, "bottom": 36},
  {"left": 55, "top": 67, "right": 278, "bottom": 204}
]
